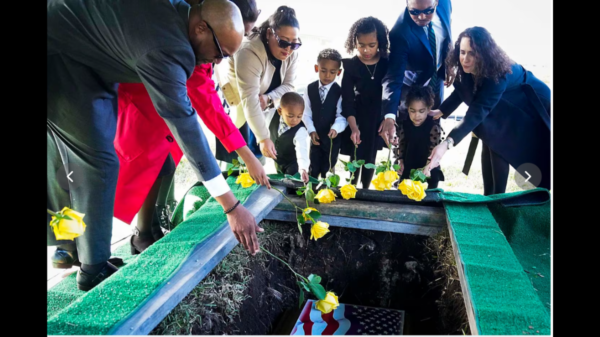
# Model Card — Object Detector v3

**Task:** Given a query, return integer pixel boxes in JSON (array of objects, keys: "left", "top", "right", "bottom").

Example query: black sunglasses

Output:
[
  {"left": 205, "top": 21, "right": 228, "bottom": 59},
  {"left": 270, "top": 28, "right": 302, "bottom": 50},
  {"left": 408, "top": 6, "right": 436, "bottom": 16}
]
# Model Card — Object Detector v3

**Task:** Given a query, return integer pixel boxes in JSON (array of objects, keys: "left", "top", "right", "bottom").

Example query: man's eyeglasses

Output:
[
  {"left": 270, "top": 28, "right": 302, "bottom": 50},
  {"left": 408, "top": 6, "right": 436, "bottom": 16},
  {"left": 205, "top": 21, "right": 228, "bottom": 59}
]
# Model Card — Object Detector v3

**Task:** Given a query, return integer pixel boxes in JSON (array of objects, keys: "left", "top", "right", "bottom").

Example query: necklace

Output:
[{"left": 364, "top": 62, "right": 378, "bottom": 80}]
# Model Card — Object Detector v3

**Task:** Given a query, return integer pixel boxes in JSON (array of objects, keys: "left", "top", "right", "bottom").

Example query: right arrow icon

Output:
[{"left": 524, "top": 171, "right": 531, "bottom": 183}]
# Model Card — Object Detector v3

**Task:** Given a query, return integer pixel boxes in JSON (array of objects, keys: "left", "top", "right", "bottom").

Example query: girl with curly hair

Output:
[
  {"left": 393, "top": 85, "right": 445, "bottom": 189},
  {"left": 426, "top": 27, "right": 551, "bottom": 195},
  {"left": 340, "top": 17, "right": 390, "bottom": 188}
]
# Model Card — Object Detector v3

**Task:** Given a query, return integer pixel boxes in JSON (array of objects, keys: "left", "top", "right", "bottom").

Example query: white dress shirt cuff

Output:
[
  {"left": 331, "top": 122, "right": 347, "bottom": 134},
  {"left": 385, "top": 113, "right": 396, "bottom": 120},
  {"left": 203, "top": 173, "right": 231, "bottom": 198}
]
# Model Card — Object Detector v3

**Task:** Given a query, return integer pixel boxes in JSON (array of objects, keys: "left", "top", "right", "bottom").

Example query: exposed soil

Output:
[{"left": 153, "top": 220, "right": 468, "bottom": 335}]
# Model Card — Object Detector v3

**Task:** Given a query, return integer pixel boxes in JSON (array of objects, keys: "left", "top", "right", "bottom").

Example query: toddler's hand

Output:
[{"left": 300, "top": 169, "right": 309, "bottom": 183}]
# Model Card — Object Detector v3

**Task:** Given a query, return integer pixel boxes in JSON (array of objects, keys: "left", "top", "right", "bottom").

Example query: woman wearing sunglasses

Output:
[{"left": 228, "top": 6, "right": 301, "bottom": 161}]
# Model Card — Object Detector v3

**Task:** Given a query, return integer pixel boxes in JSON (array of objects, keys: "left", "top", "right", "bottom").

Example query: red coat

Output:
[{"left": 114, "top": 64, "right": 246, "bottom": 224}]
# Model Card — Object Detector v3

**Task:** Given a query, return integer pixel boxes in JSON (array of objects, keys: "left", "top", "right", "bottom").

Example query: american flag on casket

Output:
[{"left": 290, "top": 300, "right": 405, "bottom": 335}]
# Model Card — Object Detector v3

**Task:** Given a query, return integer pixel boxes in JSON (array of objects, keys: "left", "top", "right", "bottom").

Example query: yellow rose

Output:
[
  {"left": 383, "top": 170, "right": 399, "bottom": 188},
  {"left": 310, "top": 221, "right": 330, "bottom": 240},
  {"left": 315, "top": 291, "right": 340, "bottom": 314},
  {"left": 371, "top": 172, "right": 387, "bottom": 191},
  {"left": 302, "top": 207, "right": 318, "bottom": 222},
  {"left": 398, "top": 179, "right": 414, "bottom": 196},
  {"left": 340, "top": 184, "right": 357, "bottom": 200},
  {"left": 50, "top": 207, "right": 86, "bottom": 241},
  {"left": 407, "top": 181, "right": 427, "bottom": 201},
  {"left": 235, "top": 172, "right": 256, "bottom": 188},
  {"left": 315, "top": 188, "right": 336, "bottom": 204}
]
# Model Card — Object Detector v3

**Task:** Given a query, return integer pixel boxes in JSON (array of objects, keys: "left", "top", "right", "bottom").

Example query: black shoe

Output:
[
  {"left": 130, "top": 226, "right": 157, "bottom": 255},
  {"left": 152, "top": 206, "right": 167, "bottom": 241},
  {"left": 52, "top": 248, "right": 81, "bottom": 269},
  {"left": 76, "top": 262, "right": 118, "bottom": 291},
  {"left": 52, "top": 248, "right": 124, "bottom": 269},
  {"left": 153, "top": 204, "right": 173, "bottom": 240}
]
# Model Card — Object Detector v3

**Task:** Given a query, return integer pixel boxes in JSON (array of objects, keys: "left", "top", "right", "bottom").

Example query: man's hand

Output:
[
  {"left": 327, "top": 129, "right": 338, "bottom": 139},
  {"left": 350, "top": 126, "right": 361, "bottom": 146},
  {"left": 378, "top": 118, "right": 396, "bottom": 146},
  {"left": 216, "top": 191, "right": 263, "bottom": 255},
  {"left": 227, "top": 204, "right": 263, "bottom": 255},
  {"left": 259, "top": 138, "right": 277, "bottom": 159},
  {"left": 259, "top": 94, "right": 269, "bottom": 110},
  {"left": 310, "top": 132, "right": 320, "bottom": 146},
  {"left": 300, "top": 169, "right": 309, "bottom": 183},
  {"left": 429, "top": 109, "right": 443, "bottom": 120}
]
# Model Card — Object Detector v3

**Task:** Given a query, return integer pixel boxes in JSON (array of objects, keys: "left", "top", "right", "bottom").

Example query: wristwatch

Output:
[
  {"left": 266, "top": 95, "right": 274, "bottom": 109},
  {"left": 444, "top": 137, "right": 454, "bottom": 150}
]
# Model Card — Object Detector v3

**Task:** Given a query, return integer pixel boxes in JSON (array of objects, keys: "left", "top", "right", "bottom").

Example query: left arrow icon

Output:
[{"left": 67, "top": 171, "right": 74, "bottom": 182}]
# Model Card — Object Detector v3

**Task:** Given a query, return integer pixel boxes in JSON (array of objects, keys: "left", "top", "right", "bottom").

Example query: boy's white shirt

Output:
[
  {"left": 265, "top": 108, "right": 311, "bottom": 173},
  {"left": 302, "top": 81, "right": 348, "bottom": 135}
]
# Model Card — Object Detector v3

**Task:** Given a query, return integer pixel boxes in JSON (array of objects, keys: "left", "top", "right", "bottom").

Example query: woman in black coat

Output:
[{"left": 425, "top": 26, "right": 550, "bottom": 195}]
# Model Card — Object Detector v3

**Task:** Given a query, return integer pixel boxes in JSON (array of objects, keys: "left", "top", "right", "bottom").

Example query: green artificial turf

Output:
[
  {"left": 441, "top": 188, "right": 550, "bottom": 335},
  {"left": 47, "top": 176, "right": 259, "bottom": 335}
]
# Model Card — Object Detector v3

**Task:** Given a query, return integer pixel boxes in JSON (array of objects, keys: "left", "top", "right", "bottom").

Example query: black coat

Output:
[
  {"left": 340, "top": 56, "right": 389, "bottom": 160},
  {"left": 441, "top": 63, "right": 551, "bottom": 188},
  {"left": 382, "top": 0, "right": 452, "bottom": 115}
]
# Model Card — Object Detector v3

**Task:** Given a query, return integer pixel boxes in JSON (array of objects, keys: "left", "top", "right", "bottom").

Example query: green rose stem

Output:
[
  {"left": 261, "top": 246, "right": 309, "bottom": 283},
  {"left": 47, "top": 209, "right": 72, "bottom": 221},
  {"left": 303, "top": 181, "right": 310, "bottom": 209},
  {"left": 328, "top": 135, "right": 333, "bottom": 174},
  {"left": 349, "top": 146, "right": 357, "bottom": 184},
  {"left": 271, "top": 186, "right": 316, "bottom": 223}
]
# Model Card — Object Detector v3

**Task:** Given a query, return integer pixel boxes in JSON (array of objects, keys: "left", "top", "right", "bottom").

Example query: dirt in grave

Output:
[{"left": 152, "top": 221, "right": 469, "bottom": 335}]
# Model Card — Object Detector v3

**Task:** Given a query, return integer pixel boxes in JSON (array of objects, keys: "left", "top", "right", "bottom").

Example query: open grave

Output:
[{"left": 47, "top": 175, "right": 550, "bottom": 335}]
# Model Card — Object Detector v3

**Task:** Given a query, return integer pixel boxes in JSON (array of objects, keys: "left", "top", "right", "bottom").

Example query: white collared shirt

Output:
[
  {"left": 302, "top": 81, "right": 348, "bottom": 135},
  {"left": 265, "top": 108, "right": 311, "bottom": 173}
]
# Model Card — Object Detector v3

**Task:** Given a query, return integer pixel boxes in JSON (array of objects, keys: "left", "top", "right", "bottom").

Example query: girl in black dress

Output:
[
  {"left": 340, "top": 17, "right": 390, "bottom": 188},
  {"left": 393, "top": 85, "right": 445, "bottom": 188}
]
